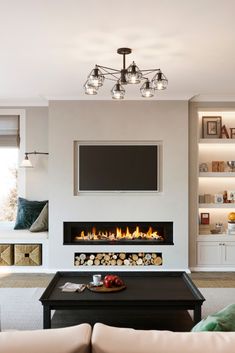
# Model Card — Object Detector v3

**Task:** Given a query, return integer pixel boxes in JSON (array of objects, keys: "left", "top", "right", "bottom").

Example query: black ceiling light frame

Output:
[{"left": 84, "top": 47, "right": 168, "bottom": 99}]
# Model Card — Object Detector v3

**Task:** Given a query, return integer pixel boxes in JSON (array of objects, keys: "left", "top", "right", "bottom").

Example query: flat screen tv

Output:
[{"left": 78, "top": 144, "right": 159, "bottom": 192}]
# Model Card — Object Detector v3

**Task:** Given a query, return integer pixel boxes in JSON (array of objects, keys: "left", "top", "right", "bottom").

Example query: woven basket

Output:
[
  {"left": 0, "top": 244, "right": 14, "bottom": 266},
  {"left": 14, "top": 244, "right": 42, "bottom": 266}
]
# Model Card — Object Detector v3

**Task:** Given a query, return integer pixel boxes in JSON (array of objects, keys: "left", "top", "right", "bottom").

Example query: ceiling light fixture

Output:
[
  {"left": 20, "top": 151, "right": 49, "bottom": 168},
  {"left": 84, "top": 47, "right": 168, "bottom": 99}
]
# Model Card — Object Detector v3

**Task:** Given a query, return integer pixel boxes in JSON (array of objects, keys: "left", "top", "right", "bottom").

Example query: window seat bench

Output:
[{"left": 0, "top": 222, "right": 48, "bottom": 270}]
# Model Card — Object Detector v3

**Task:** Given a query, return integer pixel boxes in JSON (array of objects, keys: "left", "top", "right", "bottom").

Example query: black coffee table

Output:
[{"left": 40, "top": 271, "right": 205, "bottom": 330}]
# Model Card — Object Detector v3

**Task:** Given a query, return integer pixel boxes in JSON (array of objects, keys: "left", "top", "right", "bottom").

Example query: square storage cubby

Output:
[
  {"left": 14, "top": 244, "right": 42, "bottom": 266},
  {"left": 0, "top": 244, "right": 14, "bottom": 266}
]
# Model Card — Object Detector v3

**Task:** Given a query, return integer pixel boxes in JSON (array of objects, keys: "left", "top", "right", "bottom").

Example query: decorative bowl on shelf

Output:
[
  {"left": 210, "top": 229, "right": 221, "bottom": 234},
  {"left": 227, "top": 161, "right": 235, "bottom": 172}
]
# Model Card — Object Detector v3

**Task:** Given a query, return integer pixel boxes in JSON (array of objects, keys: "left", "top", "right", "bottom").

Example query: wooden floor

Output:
[
  {"left": 191, "top": 272, "right": 235, "bottom": 288},
  {"left": 0, "top": 272, "right": 234, "bottom": 288}
]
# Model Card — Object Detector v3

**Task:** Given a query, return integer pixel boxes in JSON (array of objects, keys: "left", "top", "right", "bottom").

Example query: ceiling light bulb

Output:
[
  {"left": 126, "top": 61, "right": 142, "bottom": 84},
  {"left": 84, "top": 80, "right": 98, "bottom": 95},
  {"left": 152, "top": 71, "right": 168, "bottom": 90},
  {"left": 111, "top": 82, "right": 125, "bottom": 100},
  {"left": 88, "top": 66, "right": 104, "bottom": 88},
  {"left": 140, "top": 80, "right": 154, "bottom": 98}
]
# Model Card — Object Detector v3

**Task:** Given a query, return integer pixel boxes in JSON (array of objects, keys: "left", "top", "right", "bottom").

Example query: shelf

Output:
[
  {"left": 199, "top": 203, "right": 235, "bottom": 208},
  {"left": 197, "top": 234, "right": 235, "bottom": 241},
  {"left": 199, "top": 139, "right": 235, "bottom": 144},
  {"left": 199, "top": 172, "right": 235, "bottom": 177}
]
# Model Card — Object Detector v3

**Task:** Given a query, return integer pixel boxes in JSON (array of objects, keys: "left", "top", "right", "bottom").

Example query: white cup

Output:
[{"left": 93, "top": 274, "right": 101, "bottom": 285}]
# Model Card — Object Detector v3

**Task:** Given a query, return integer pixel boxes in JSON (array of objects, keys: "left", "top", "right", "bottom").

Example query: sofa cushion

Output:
[
  {"left": 192, "top": 304, "right": 235, "bottom": 331},
  {"left": 14, "top": 198, "right": 48, "bottom": 230},
  {"left": 0, "top": 323, "right": 91, "bottom": 353},
  {"left": 92, "top": 323, "right": 235, "bottom": 353}
]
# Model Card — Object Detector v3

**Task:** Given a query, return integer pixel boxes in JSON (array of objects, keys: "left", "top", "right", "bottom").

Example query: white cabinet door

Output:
[
  {"left": 223, "top": 242, "right": 235, "bottom": 265},
  {"left": 197, "top": 242, "right": 222, "bottom": 265}
]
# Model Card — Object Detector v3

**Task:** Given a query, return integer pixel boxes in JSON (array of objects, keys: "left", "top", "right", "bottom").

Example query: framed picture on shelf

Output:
[
  {"left": 214, "top": 194, "right": 224, "bottom": 204},
  {"left": 202, "top": 116, "right": 222, "bottom": 138},
  {"left": 200, "top": 212, "right": 210, "bottom": 225},
  {"left": 199, "top": 163, "right": 208, "bottom": 172},
  {"left": 227, "top": 190, "right": 235, "bottom": 201}
]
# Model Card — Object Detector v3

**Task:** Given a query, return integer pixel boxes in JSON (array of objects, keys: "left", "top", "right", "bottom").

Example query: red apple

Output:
[
  {"left": 104, "top": 274, "right": 112, "bottom": 281},
  {"left": 104, "top": 278, "right": 112, "bottom": 288},
  {"left": 104, "top": 274, "right": 117, "bottom": 282},
  {"left": 114, "top": 278, "right": 124, "bottom": 287}
]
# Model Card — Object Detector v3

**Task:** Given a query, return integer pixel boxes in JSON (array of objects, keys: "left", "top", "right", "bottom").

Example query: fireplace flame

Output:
[{"left": 75, "top": 225, "right": 163, "bottom": 241}]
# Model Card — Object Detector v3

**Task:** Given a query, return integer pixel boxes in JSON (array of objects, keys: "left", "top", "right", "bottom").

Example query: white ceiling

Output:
[{"left": 1, "top": 0, "right": 235, "bottom": 104}]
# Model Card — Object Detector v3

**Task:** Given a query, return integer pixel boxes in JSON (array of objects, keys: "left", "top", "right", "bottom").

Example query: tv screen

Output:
[{"left": 78, "top": 144, "right": 159, "bottom": 191}]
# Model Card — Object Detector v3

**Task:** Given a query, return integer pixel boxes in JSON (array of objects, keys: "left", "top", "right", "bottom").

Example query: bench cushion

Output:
[{"left": 0, "top": 222, "right": 48, "bottom": 240}]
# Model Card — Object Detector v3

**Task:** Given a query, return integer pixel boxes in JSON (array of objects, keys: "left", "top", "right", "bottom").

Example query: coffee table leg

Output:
[
  {"left": 193, "top": 304, "right": 202, "bottom": 324},
  {"left": 43, "top": 305, "right": 51, "bottom": 329}
]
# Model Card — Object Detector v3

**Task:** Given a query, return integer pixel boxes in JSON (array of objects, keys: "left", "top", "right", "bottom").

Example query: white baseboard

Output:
[
  {"left": 190, "top": 267, "right": 235, "bottom": 272},
  {"left": 0, "top": 267, "right": 191, "bottom": 274}
]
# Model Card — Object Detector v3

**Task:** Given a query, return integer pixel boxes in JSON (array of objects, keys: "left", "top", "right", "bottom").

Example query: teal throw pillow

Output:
[
  {"left": 14, "top": 197, "right": 48, "bottom": 230},
  {"left": 29, "top": 203, "right": 48, "bottom": 232},
  {"left": 192, "top": 304, "right": 235, "bottom": 332}
]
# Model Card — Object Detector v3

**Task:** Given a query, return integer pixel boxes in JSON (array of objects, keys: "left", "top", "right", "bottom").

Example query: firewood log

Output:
[
  {"left": 154, "top": 257, "right": 162, "bottom": 265},
  {"left": 124, "top": 259, "right": 130, "bottom": 265},
  {"left": 137, "top": 258, "right": 143, "bottom": 265},
  {"left": 117, "top": 259, "right": 123, "bottom": 266}
]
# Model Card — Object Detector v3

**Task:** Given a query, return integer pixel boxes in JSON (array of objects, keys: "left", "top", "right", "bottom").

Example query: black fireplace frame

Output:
[{"left": 63, "top": 221, "right": 174, "bottom": 245}]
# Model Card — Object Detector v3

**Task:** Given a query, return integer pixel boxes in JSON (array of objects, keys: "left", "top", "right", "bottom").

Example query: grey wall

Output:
[{"left": 24, "top": 107, "right": 49, "bottom": 199}]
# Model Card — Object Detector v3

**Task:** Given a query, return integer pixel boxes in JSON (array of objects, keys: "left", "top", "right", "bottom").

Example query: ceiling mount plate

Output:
[{"left": 117, "top": 47, "right": 132, "bottom": 55}]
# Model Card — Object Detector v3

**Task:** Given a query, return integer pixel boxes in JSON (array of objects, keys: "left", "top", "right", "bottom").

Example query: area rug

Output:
[
  {"left": 0, "top": 288, "right": 44, "bottom": 331},
  {"left": 200, "top": 288, "right": 235, "bottom": 318},
  {"left": 0, "top": 287, "right": 235, "bottom": 331}
]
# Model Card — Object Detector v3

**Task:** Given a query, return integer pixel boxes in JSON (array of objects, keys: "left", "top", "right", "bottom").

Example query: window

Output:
[
  {"left": 0, "top": 115, "right": 19, "bottom": 222},
  {"left": 0, "top": 148, "right": 18, "bottom": 221}
]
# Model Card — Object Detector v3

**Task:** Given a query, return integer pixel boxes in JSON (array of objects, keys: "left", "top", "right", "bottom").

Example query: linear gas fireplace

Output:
[{"left": 63, "top": 221, "right": 173, "bottom": 245}]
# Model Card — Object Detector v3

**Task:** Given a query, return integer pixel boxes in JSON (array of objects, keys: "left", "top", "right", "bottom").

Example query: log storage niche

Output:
[{"left": 74, "top": 252, "right": 162, "bottom": 266}]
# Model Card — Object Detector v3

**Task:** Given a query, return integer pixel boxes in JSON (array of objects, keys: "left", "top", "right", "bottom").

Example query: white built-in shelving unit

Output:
[{"left": 190, "top": 108, "right": 235, "bottom": 270}]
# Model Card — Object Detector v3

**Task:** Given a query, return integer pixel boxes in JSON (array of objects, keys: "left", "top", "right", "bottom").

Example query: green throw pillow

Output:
[
  {"left": 14, "top": 197, "right": 48, "bottom": 230},
  {"left": 29, "top": 203, "right": 48, "bottom": 232},
  {"left": 192, "top": 304, "right": 235, "bottom": 332}
]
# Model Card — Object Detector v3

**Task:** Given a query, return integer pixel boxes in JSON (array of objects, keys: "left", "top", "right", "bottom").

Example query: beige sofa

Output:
[{"left": 1, "top": 322, "right": 235, "bottom": 353}]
